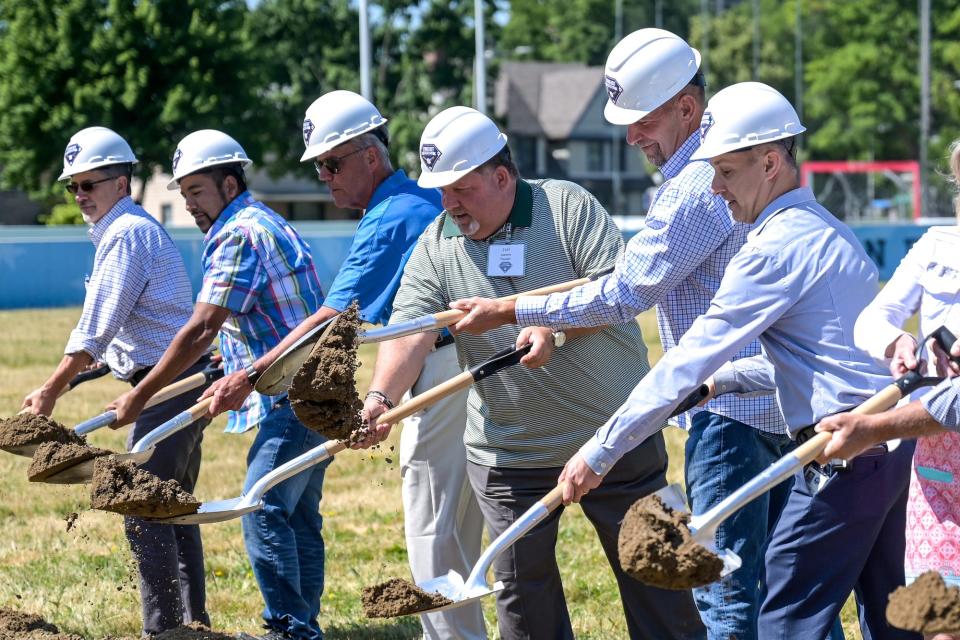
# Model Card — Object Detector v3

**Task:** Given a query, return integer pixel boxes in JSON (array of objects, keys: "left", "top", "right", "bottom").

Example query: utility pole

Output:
[
  {"left": 655, "top": 0, "right": 663, "bottom": 28},
  {"left": 795, "top": 0, "right": 803, "bottom": 152},
  {"left": 920, "top": 0, "right": 930, "bottom": 217},
  {"left": 612, "top": 0, "right": 624, "bottom": 214},
  {"left": 474, "top": 0, "right": 487, "bottom": 113},
  {"left": 700, "top": 0, "right": 709, "bottom": 84},
  {"left": 753, "top": 0, "right": 761, "bottom": 80},
  {"left": 359, "top": 0, "right": 371, "bottom": 100}
]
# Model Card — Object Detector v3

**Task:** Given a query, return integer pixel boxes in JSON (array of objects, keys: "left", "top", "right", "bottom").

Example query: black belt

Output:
[{"left": 435, "top": 332, "right": 455, "bottom": 349}]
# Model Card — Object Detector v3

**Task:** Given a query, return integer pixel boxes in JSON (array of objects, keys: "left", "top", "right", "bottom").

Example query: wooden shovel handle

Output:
[
  {"left": 429, "top": 275, "right": 595, "bottom": 327},
  {"left": 188, "top": 397, "right": 214, "bottom": 420},
  {"left": 791, "top": 383, "right": 908, "bottom": 466},
  {"left": 541, "top": 484, "right": 566, "bottom": 511},
  {"left": 143, "top": 370, "right": 210, "bottom": 409},
  {"left": 378, "top": 371, "right": 475, "bottom": 425}
]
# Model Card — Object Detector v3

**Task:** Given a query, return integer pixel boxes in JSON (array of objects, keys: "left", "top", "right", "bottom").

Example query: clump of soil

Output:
[
  {"left": 64, "top": 512, "right": 79, "bottom": 532},
  {"left": 90, "top": 456, "right": 200, "bottom": 518},
  {"left": 27, "top": 441, "right": 110, "bottom": 482},
  {"left": 362, "top": 578, "right": 453, "bottom": 618},
  {"left": 0, "top": 414, "right": 84, "bottom": 453},
  {"left": 618, "top": 493, "right": 723, "bottom": 590},
  {"left": 0, "top": 607, "right": 83, "bottom": 639},
  {"left": 153, "top": 622, "right": 236, "bottom": 639},
  {"left": 887, "top": 570, "right": 960, "bottom": 634},
  {"left": 289, "top": 302, "right": 366, "bottom": 441}
]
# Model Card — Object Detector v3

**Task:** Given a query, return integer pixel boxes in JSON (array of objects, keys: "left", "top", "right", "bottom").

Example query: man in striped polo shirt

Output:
[
  {"left": 359, "top": 106, "right": 703, "bottom": 639},
  {"left": 108, "top": 130, "right": 327, "bottom": 640},
  {"left": 23, "top": 126, "right": 214, "bottom": 637}
]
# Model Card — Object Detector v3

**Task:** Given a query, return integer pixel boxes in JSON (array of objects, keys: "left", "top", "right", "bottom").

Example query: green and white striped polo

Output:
[{"left": 391, "top": 178, "right": 655, "bottom": 468}]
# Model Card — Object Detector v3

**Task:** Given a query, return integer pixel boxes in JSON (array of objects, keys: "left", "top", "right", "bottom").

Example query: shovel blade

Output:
[
  {"left": 145, "top": 497, "right": 263, "bottom": 525},
  {"left": 1, "top": 443, "right": 40, "bottom": 458},
  {"left": 40, "top": 449, "right": 153, "bottom": 485},
  {"left": 414, "top": 570, "right": 504, "bottom": 613},
  {"left": 652, "top": 484, "right": 743, "bottom": 580}
]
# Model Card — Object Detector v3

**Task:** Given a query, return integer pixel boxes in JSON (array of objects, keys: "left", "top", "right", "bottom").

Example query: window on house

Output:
[
  {"left": 160, "top": 204, "right": 172, "bottom": 224},
  {"left": 587, "top": 141, "right": 606, "bottom": 173}
]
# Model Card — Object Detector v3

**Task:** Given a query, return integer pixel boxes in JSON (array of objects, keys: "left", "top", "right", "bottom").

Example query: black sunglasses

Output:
[
  {"left": 65, "top": 176, "right": 116, "bottom": 195},
  {"left": 313, "top": 147, "right": 365, "bottom": 176}
]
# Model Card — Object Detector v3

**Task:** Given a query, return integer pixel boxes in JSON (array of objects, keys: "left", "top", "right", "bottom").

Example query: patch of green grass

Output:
[{"left": 0, "top": 307, "right": 864, "bottom": 639}]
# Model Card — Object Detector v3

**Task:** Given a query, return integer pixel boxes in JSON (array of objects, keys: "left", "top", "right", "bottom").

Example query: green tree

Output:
[{"left": 0, "top": 0, "right": 259, "bottom": 200}]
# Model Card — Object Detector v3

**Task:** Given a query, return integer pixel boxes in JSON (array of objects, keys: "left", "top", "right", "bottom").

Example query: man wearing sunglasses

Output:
[
  {"left": 195, "top": 90, "right": 482, "bottom": 640},
  {"left": 22, "top": 126, "right": 215, "bottom": 637}
]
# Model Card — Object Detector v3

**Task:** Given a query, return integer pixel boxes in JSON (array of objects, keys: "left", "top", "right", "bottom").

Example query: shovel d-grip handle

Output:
[
  {"left": 672, "top": 384, "right": 710, "bottom": 418},
  {"left": 65, "top": 363, "right": 111, "bottom": 389},
  {"left": 362, "top": 268, "right": 615, "bottom": 344}
]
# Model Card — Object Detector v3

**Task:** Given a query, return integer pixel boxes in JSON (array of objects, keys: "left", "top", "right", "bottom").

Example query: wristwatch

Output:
[
  {"left": 552, "top": 331, "right": 567, "bottom": 348},
  {"left": 244, "top": 363, "right": 260, "bottom": 385}
]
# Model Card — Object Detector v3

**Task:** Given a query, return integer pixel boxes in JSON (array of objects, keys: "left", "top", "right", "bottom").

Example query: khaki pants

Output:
[{"left": 400, "top": 343, "right": 486, "bottom": 639}]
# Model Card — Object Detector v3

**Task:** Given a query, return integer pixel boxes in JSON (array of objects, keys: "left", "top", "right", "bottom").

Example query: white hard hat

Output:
[
  {"left": 167, "top": 129, "right": 253, "bottom": 190},
  {"left": 58, "top": 126, "right": 138, "bottom": 180},
  {"left": 691, "top": 82, "right": 806, "bottom": 161},
  {"left": 300, "top": 90, "right": 388, "bottom": 162},
  {"left": 416, "top": 106, "right": 508, "bottom": 189},
  {"left": 603, "top": 28, "right": 702, "bottom": 126}
]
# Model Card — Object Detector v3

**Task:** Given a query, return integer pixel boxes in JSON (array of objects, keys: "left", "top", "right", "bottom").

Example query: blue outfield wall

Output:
[{"left": 0, "top": 221, "right": 940, "bottom": 309}]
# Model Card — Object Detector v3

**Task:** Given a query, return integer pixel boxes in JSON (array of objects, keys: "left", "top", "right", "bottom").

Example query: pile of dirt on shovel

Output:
[
  {"left": 289, "top": 302, "right": 366, "bottom": 442},
  {"left": 361, "top": 577, "right": 453, "bottom": 618},
  {"left": 618, "top": 493, "right": 724, "bottom": 590},
  {"left": 0, "top": 607, "right": 83, "bottom": 639},
  {"left": 27, "top": 441, "right": 111, "bottom": 482},
  {"left": 90, "top": 456, "right": 200, "bottom": 518},
  {"left": 0, "top": 414, "right": 85, "bottom": 452},
  {"left": 887, "top": 570, "right": 960, "bottom": 634}
]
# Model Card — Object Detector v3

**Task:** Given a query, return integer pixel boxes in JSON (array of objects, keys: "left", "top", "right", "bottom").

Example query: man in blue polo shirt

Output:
[{"left": 203, "top": 91, "right": 484, "bottom": 640}]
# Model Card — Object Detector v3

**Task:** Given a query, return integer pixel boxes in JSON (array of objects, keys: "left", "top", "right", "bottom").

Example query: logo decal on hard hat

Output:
[
  {"left": 604, "top": 76, "right": 624, "bottom": 104},
  {"left": 172, "top": 148, "right": 183, "bottom": 172},
  {"left": 699, "top": 113, "right": 715, "bottom": 144},
  {"left": 420, "top": 144, "right": 442, "bottom": 171},
  {"left": 302, "top": 119, "right": 315, "bottom": 147},
  {"left": 65, "top": 144, "right": 81, "bottom": 166}
]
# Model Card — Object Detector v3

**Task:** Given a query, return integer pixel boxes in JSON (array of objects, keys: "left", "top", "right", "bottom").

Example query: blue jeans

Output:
[
  {"left": 242, "top": 400, "right": 332, "bottom": 640},
  {"left": 684, "top": 411, "right": 793, "bottom": 640}
]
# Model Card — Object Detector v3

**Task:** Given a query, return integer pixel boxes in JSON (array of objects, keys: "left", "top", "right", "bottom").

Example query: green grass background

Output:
[{"left": 0, "top": 307, "right": 865, "bottom": 638}]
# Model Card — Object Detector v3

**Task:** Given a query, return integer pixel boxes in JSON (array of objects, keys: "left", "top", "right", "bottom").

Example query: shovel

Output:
[
  {"left": 647, "top": 325, "right": 959, "bottom": 577},
  {"left": 405, "top": 386, "right": 714, "bottom": 614},
  {"left": 14, "top": 363, "right": 111, "bottom": 418},
  {"left": 256, "top": 269, "right": 615, "bottom": 396},
  {"left": 148, "top": 343, "right": 535, "bottom": 525},
  {"left": 73, "top": 363, "right": 224, "bottom": 436}
]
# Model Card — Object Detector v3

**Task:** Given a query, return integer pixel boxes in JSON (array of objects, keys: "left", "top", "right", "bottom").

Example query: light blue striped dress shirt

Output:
[
  {"left": 579, "top": 187, "right": 891, "bottom": 475},
  {"left": 65, "top": 197, "right": 193, "bottom": 380},
  {"left": 515, "top": 130, "right": 785, "bottom": 433}
]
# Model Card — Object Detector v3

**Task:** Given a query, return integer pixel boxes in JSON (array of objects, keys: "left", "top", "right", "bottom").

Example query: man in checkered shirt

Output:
[
  {"left": 451, "top": 30, "right": 789, "bottom": 640},
  {"left": 108, "top": 130, "right": 327, "bottom": 640},
  {"left": 22, "top": 126, "right": 215, "bottom": 637}
]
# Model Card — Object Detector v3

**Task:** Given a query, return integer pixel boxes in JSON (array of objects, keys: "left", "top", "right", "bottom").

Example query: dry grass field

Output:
[{"left": 0, "top": 307, "right": 863, "bottom": 638}]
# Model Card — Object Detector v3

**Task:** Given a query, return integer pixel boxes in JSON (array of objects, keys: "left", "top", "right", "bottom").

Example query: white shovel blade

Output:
[
  {"left": 415, "top": 570, "right": 504, "bottom": 613},
  {"left": 41, "top": 449, "right": 153, "bottom": 485},
  {"left": 145, "top": 497, "right": 264, "bottom": 525}
]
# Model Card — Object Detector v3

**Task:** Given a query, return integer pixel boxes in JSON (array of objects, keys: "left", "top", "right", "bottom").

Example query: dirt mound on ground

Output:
[
  {"left": 90, "top": 456, "right": 199, "bottom": 518},
  {"left": 618, "top": 493, "right": 723, "bottom": 590},
  {"left": 362, "top": 577, "right": 453, "bottom": 618},
  {"left": 0, "top": 414, "right": 84, "bottom": 452},
  {"left": 887, "top": 570, "right": 960, "bottom": 634},
  {"left": 153, "top": 622, "right": 236, "bottom": 639},
  {"left": 28, "top": 441, "right": 111, "bottom": 482},
  {"left": 0, "top": 607, "right": 83, "bottom": 639},
  {"left": 289, "top": 302, "right": 365, "bottom": 441}
]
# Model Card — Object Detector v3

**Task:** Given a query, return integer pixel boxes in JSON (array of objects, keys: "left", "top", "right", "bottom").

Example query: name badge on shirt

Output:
[{"left": 487, "top": 243, "right": 525, "bottom": 277}]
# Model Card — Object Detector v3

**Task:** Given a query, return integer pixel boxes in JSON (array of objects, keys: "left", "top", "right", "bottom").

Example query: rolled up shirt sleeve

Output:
[
  {"left": 65, "top": 232, "right": 149, "bottom": 359},
  {"left": 921, "top": 377, "right": 960, "bottom": 430},
  {"left": 580, "top": 247, "right": 796, "bottom": 474},
  {"left": 712, "top": 354, "right": 777, "bottom": 397},
  {"left": 515, "top": 184, "right": 730, "bottom": 329}
]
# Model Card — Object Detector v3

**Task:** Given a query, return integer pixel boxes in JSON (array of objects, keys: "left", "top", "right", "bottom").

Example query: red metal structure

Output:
[{"left": 801, "top": 160, "right": 922, "bottom": 220}]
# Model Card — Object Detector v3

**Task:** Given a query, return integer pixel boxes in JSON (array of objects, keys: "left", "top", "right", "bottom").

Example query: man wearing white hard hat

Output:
[
  {"left": 23, "top": 126, "right": 215, "bottom": 636},
  {"left": 198, "top": 90, "right": 485, "bottom": 640},
  {"left": 557, "top": 82, "right": 917, "bottom": 639},
  {"left": 359, "top": 106, "right": 704, "bottom": 639},
  {"left": 108, "top": 130, "right": 328, "bottom": 640},
  {"left": 450, "top": 28, "right": 788, "bottom": 639}
]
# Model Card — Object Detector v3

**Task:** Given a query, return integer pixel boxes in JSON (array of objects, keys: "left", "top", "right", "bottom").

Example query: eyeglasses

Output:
[
  {"left": 65, "top": 176, "right": 116, "bottom": 195},
  {"left": 313, "top": 147, "right": 365, "bottom": 176}
]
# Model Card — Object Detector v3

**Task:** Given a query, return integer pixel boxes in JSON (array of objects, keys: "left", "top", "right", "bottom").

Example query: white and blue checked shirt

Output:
[
  {"left": 515, "top": 130, "right": 786, "bottom": 434},
  {"left": 65, "top": 197, "right": 194, "bottom": 380},
  {"left": 922, "top": 378, "right": 960, "bottom": 429}
]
